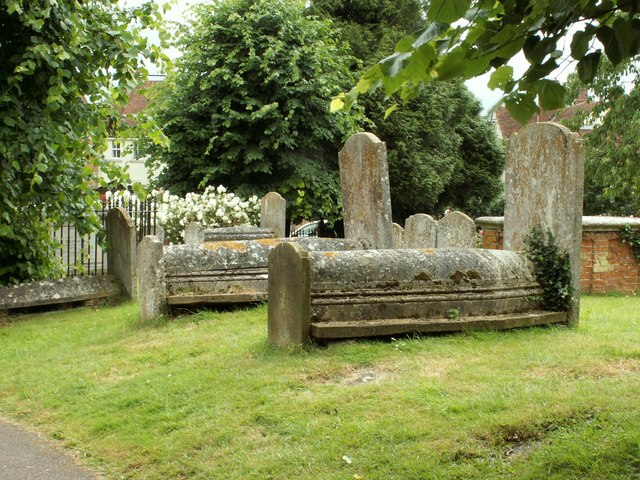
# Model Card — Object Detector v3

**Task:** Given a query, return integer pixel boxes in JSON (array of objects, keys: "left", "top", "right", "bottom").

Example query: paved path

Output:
[{"left": 0, "top": 419, "right": 99, "bottom": 480}]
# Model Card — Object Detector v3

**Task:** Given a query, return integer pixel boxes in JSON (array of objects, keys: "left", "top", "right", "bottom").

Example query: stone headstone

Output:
[
  {"left": 436, "top": 211, "right": 476, "bottom": 248},
  {"left": 260, "top": 192, "right": 286, "bottom": 238},
  {"left": 138, "top": 235, "right": 168, "bottom": 321},
  {"left": 268, "top": 242, "right": 311, "bottom": 347},
  {"left": 184, "top": 222, "right": 205, "bottom": 244},
  {"left": 503, "top": 122, "right": 584, "bottom": 324},
  {"left": 155, "top": 224, "right": 165, "bottom": 244},
  {"left": 392, "top": 223, "right": 405, "bottom": 249},
  {"left": 339, "top": 132, "right": 393, "bottom": 249},
  {"left": 404, "top": 214, "right": 437, "bottom": 248},
  {"left": 106, "top": 207, "right": 137, "bottom": 300}
]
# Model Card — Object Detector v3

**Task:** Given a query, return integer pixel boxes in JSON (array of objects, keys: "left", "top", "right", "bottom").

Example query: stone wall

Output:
[{"left": 476, "top": 216, "right": 640, "bottom": 294}]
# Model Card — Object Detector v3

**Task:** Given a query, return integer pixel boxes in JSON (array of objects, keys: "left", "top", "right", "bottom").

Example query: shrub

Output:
[{"left": 156, "top": 186, "right": 260, "bottom": 244}]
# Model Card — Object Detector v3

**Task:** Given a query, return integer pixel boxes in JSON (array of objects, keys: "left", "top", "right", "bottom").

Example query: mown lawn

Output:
[{"left": 0, "top": 296, "right": 639, "bottom": 479}]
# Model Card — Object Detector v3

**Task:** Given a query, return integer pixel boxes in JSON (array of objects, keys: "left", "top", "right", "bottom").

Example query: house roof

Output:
[
  {"left": 495, "top": 90, "right": 596, "bottom": 139},
  {"left": 120, "top": 80, "right": 161, "bottom": 115}
]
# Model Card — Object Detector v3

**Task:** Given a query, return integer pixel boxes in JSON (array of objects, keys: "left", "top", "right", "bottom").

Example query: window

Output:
[{"left": 111, "top": 140, "right": 121, "bottom": 159}]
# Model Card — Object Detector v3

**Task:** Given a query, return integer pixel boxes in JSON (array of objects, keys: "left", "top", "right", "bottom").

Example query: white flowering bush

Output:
[{"left": 156, "top": 186, "right": 261, "bottom": 243}]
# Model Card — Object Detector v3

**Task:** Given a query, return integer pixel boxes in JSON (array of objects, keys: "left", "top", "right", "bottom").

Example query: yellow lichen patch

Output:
[
  {"left": 322, "top": 251, "right": 337, "bottom": 257},
  {"left": 420, "top": 249, "right": 436, "bottom": 254},
  {"left": 256, "top": 239, "right": 285, "bottom": 247},
  {"left": 202, "top": 241, "right": 247, "bottom": 251}
]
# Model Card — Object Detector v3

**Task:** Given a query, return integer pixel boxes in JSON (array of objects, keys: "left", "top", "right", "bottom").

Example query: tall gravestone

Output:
[
  {"left": 504, "top": 122, "right": 584, "bottom": 325},
  {"left": 436, "top": 211, "right": 476, "bottom": 248},
  {"left": 106, "top": 207, "right": 137, "bottom": 300},
  {"left": 339, "top": 132, "right": 393, "bottom": 249},
  {"left": 260, "top": 192, "right": 286, "bottom": 238},
  {"left": 405, "top": 214, "right": 438, "bottom": 248}
]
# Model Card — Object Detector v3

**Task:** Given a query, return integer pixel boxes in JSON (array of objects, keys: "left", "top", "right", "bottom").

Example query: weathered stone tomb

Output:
[
  {"left": 268, "top": 123, "right": 584, "bottom": 346},
  {"left": 138, "top": 237, "right": 363, "bottom": 321}
]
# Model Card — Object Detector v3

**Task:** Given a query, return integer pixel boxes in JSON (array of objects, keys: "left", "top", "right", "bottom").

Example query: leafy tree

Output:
[
  {"left": 563, "top": 59, "right": 640, "bottom": 215},
  {"left": 149, "top": 0, "right": 365, "bottom": 225},
  {"left": 0, "top": 0, "right": 167, "bottom": 285},
  {"left": 313, "top": 0, "right": 504, "bottom": 220},
  {"left": 337, "top": 0, "right": 640, "bottom": 124}
]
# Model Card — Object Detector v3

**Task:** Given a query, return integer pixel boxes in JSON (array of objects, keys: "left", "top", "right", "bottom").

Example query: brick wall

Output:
[{"left": 476, "top": 216, "right": 640, "bottom": 294}]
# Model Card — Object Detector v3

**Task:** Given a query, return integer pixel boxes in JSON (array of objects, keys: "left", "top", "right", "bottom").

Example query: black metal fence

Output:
[{"left": 51, "top": 195, "right": 159, "bottom": 277}]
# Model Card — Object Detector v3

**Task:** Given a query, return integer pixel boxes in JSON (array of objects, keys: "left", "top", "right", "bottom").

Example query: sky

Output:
[{"left": 122, "top": 0, "right": 577, "bottom": 114}]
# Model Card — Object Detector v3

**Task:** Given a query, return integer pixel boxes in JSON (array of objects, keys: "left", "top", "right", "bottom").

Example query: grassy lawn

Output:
[{"left": 0, "top": 296, "right": 639, "bottom": 479}]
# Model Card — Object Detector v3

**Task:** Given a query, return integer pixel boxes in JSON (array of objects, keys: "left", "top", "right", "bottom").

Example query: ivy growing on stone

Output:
[
  {"left": 620, "top": 225, "right": 640, "bottom": 261},
  {"left": 523, "top": 225, "right": 573, "bottom": 312}
]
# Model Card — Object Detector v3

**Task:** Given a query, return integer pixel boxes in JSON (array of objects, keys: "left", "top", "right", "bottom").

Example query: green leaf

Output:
[
  {"left": 597, "top": 25, "right": 624, "bottom": 65},
  {"left": 402, "top": 44, "right": 437, "bottom": 84},
  {"left": 395, "top": 35, "right": 415, "bottom": 53},
  {"left": 504, "top": 93, "right": 539, "bottom": 124},
  {"left": 536, "top": 80, "right": 566, "bottom": 111},
  {"left": 577, "top": 51, "right": 602, "bottom": 83},
  {"left": 427, "top": 0, "right": 472, "bottom": 23},
  {"left": 384, "top": 104, "right": 399, "bottom": 119},
  {"left": 488, "top": 65, "right": 513, "bottom": 90},
  {"left": 523, "top": 36, "right": 557, "bottom": 64},
  {"left": 435, "top": 47, "right": 467, "bottom": 81},
  {"left": 411, "top": 22, "right": 450, "bottom": 50},
  {"left": 570, "top": 30, "right": 592, "bottom": 60},
  {"left": 329, "top": 95, "right": 344, "bottom": 112}
]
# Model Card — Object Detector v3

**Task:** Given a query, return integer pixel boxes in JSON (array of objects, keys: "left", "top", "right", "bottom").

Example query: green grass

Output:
[{"left": 1, "top": 296, "right": 639, "bottom": 479}]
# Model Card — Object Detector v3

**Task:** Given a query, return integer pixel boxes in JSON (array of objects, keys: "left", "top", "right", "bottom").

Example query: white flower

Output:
[{"left": 216, "top": 185, "right": 227, "bottom": 193}]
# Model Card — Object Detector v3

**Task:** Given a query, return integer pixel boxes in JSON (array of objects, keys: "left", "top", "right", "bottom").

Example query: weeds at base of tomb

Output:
[
  {"left": 523, "top": 225, "right": 574, "bottom": 312},
  {"left": 0, "top": 297, "right": 638, "bottom": 479}
]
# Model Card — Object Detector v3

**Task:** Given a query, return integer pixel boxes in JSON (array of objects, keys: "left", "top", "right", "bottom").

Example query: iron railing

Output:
[{"left": 51, "top": 196, "right": 159, "bottom": 277}]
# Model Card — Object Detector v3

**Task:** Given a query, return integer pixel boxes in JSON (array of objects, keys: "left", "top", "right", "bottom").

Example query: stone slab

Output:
[
  {"left": 311, "top": 311, "right": 567, "bottom": 339},
  {"left": 0, "top": 276, "right": 121, "bottom": 311},
  {"left": 339, "top": 132, "right": 393, "bottom": 249}
]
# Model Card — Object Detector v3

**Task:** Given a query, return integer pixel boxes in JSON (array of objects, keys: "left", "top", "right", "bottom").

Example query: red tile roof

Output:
[
  {"left": 119, "top": 80, "right": 160, "bottom": 115},
  {"left": 495, "top": 90, "right": 596, "bottom": 139}
]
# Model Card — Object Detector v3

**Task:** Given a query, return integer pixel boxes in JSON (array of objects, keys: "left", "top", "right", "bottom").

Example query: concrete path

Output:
[{"left": 0, "top": 419, "right": 99, "bottom": 480}]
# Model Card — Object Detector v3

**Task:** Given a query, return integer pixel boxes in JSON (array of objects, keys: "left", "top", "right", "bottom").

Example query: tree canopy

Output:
[
  {"left": 563, "top": 58, "right": 640, "bottom": 215},
  {"left": 314, "top": 0, "right": 504, "bottom": 220},
  {"left": 149, "top": 0, "right": 364, "bottom": 225},
  {"left": 336, "top": 0, "right": 640, "bottom": 123},
  {"left": 0, "top": 0, "right": 166, "bottom": 284}
]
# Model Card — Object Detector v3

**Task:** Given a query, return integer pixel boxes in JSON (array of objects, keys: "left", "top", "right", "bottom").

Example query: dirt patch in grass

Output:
[
  {"left": 301, "top": 363, "right": 398, "bottom": 386},
  {"left": 476, "top": 408, "right": 603, "bottom": 461}
]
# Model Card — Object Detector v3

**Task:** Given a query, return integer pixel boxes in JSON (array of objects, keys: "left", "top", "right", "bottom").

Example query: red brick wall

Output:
[
  {"left": 480, "top": 227, "right": 503, "bottom": 251},
  {"left": 580, "top": 231, "right": 639, "bottom": 294},
  {"left": 479, "top": 225, "right": 639, "bottom": 294}
]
